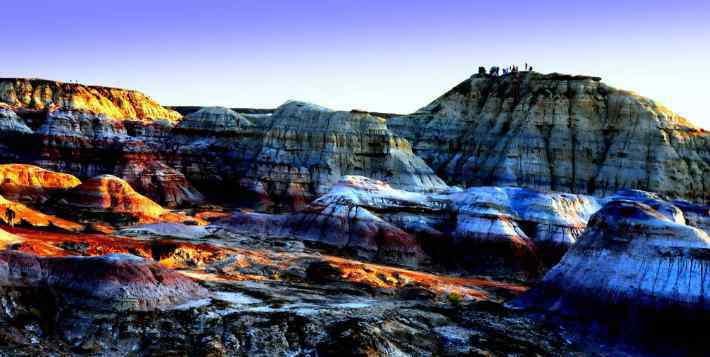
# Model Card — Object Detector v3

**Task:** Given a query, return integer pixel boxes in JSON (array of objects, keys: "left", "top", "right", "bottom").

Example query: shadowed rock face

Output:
[
  {"left": 388, "top": 72, "right": 710, "bottom": 203},
  {"left": 0, "top": 251, "right": 207, "bottom": 311},
  {"left": 177, "top": 106, "right": 253, "bottom": 133},
  {"left": 0, "top": 78, "right": 182, "bottom": 122},
  {"left": 513, "top": 191, "right": 710, "bottom": 345}
]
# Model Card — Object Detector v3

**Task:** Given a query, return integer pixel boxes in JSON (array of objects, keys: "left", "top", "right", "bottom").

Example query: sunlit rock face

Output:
[
  {"left": 0, "top": 228, "right": 22, "bottom": 248},
  {"left": 388, "top": 72, "right": 710, "bottom": 203},
  {"left": 219, "top": 176, "right": 601, "bottom": 275},
  {"left": 513, "top": 192, "right": 710, "bottom": 342},
  {"left": 0, "top": 164, "right": 81, "bottom": 203},
  {"left": 0, "top": 78, "right": 182, "bottom": 122},
  {"left": 0, "top": 251, "right": 207, "bottom": 311},
  {"left": 66, "top": 175, "right": 175, "bottom": 221}
]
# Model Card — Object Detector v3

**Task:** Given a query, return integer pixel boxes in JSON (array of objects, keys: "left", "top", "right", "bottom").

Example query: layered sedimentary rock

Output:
[
  {"left": 0, "top": 251, "right": 207, "bottom": 311},
  {"left": 219, "top": 176, "right": 601, "bottom": 274},
  {"left": 0, "top": 78, "right": 182, "bottom": 122},
  {"left": 388, "top": 72, "right": 710, "bottom": 203},
  {"left": 0, "top": 107, "right": 32, "bottom": 134},
  {"left": 62, "top": 175, "right": 190, "bottom": 224},
  {"left": 116, "top": 159, "right": 204, "bottom": 207},
  {"left": 0, "top": 164, "right": 81, "bottom": 203},
  {"left": 0, "top": 84, "right": 446, "bottom": 209},
  {"left": 171, "top": 100, "right": 446, "bottom": 209},
  {"left": 514, "top": 191, "right": 710, "bottom": 341}
]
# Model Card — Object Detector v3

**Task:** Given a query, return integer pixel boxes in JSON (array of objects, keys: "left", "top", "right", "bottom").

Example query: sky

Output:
[{"left": 1, "top": 0, "right": 708, "bottom": 128}]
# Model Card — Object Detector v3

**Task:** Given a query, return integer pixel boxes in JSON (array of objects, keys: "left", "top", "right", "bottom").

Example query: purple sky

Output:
[{"left": 2, "top": 0, "right": 708, "bottom": 128}]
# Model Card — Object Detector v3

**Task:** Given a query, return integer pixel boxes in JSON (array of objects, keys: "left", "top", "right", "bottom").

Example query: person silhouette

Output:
[{"left": 5, "top": 208, "right": 15, "bottom": 227}]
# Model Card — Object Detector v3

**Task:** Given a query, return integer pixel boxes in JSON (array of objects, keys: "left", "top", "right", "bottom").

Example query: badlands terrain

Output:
[{"left": 0, "top": 72, "right": 707, "bottom": 355}]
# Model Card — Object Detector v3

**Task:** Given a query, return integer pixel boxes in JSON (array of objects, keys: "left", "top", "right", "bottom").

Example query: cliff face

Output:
[
  {"left": 0, "top": 78, "right": 182, "bottom": 122},
  {"left": 389, "top": 72, "right": 710, "bottom": 203}
]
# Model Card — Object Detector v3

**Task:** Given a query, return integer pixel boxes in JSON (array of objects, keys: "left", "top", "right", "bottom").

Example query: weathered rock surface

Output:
[
  {"left": 0, "top": 194, "right": 84, "bottom": 231},
  {"left": 0, "top": 251, "right": 207, "bottom": 311},
  {"left": 219, "top": 176, "right": 601, "bottom": 275},
  {"left": 0, "top": 164, "right": 81, "bottom": 203},
  {"left": 0, "top": 78, "right": 182, "bottom": 122},
  {"left": 0, "top": 107, "right": 32, "bottom": 134},
  {"left": 116, "top": 159, "right": 205, "bottom": 207},
  {"left": 176, "top": 106, "right": 253, "bottom": 133},
  {"left": 62, "top": 175, "right": 190, "bottom": 224},
  {"left": 388, "top": 72, "right": 710, "bottom": 203},
  {"left": 513, "top": 190, "right": 710, "bottom": 345}
]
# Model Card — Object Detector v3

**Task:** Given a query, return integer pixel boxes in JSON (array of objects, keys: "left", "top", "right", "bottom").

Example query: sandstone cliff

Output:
[
  {"left": 0, "top": 78, "right": 181, "bottom": 122},
  {"left": 389, "top": 72, "right": 710, "bottom": 203}
]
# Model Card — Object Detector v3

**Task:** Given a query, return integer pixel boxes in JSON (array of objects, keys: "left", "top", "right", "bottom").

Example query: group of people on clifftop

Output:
[{"left": 479, "top": 63, "right": 533, "bottom": 77}]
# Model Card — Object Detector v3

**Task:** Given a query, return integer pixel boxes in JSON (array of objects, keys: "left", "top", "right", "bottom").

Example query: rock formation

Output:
[
  {"left": 0, "top": 251, "right": 207, "bottom": 311},
  {"left": 0, "top": 106, "right": 32, "bottom": 134},
  {"left": 513, "top": 190, "right": 710, "bottom": 343},
  {"left": 219, "top": 176, "right": 601, "bottom": 275},
  {"left": 0, "top": 78, "right": 182, "bottom": 122},
  {"left": 388, "top": 72, "right": 710, "bottom": 203},
  {"left": 116, "top": 159, "right": 204, "bottom": 207},
  {"left": 0, "top": 164, "right": 81, "bottom": 203},
  {"left": 176, "top": 106, "right": 253, "bottom": 133},
  {"left": 171, "top": 100, "right": 447, "bottom": 209},
  {"left": 0, "top": 194, "right": 83, "bottom": 231},
  {"left": 62, "top": 175, "right": 191, "bottom": 224}
]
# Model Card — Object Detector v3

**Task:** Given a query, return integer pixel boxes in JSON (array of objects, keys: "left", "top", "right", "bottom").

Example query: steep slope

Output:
[
  {"left": 0, "top": 78, "right": 181, "bottom": 122},
  {"left": 389, "top": 72, "right": 710, "bottom": 203}
]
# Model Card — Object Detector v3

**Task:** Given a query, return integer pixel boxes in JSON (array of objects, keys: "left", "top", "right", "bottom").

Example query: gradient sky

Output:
[{"left": 2, "top": 0, "right": 708, "bottom": 128}]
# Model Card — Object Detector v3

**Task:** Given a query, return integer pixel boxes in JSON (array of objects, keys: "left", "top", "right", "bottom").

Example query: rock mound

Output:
[
  {"left": 117, "top": 159, "right": 204, "bottom": 207},
  {"left": 388, "top": 71, "right": 710, "bottom": 203},
  {"left": 0, "top": 78, "right": 182, "bottom": 122},
  {"left": 218, "top": 176, "right": 601, "bottom": 275},
  {"left": 62, "top": 175, "right": 192, "bottom": 224},
  {"left": 0, "top": 164, "right": 81, "bottom": 203},
  {"left": 514, "top": 192, "right": 710, "bottom": 342},
  {"left": 0, "top": 251, "right": 207, "bottom": 311},
  {"left": 176, "top": 106, "right": 253, "bottom": 133}
]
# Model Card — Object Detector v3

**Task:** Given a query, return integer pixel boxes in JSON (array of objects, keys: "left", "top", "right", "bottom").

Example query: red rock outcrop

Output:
[
  {"left": 0, "top": 78, "right": 182, "bottom": 122},
  {"left": 63, "top": 175, "right": 193, "bottom": 224},
  {"left": 0, "top": 163, "right": 81, "bottom": 203},
  {"left": 0, "top": 194, "right": 84, "bottom": 231},
  {"left": 116, "top": 158, "right": 205, "bottom": 208}
]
